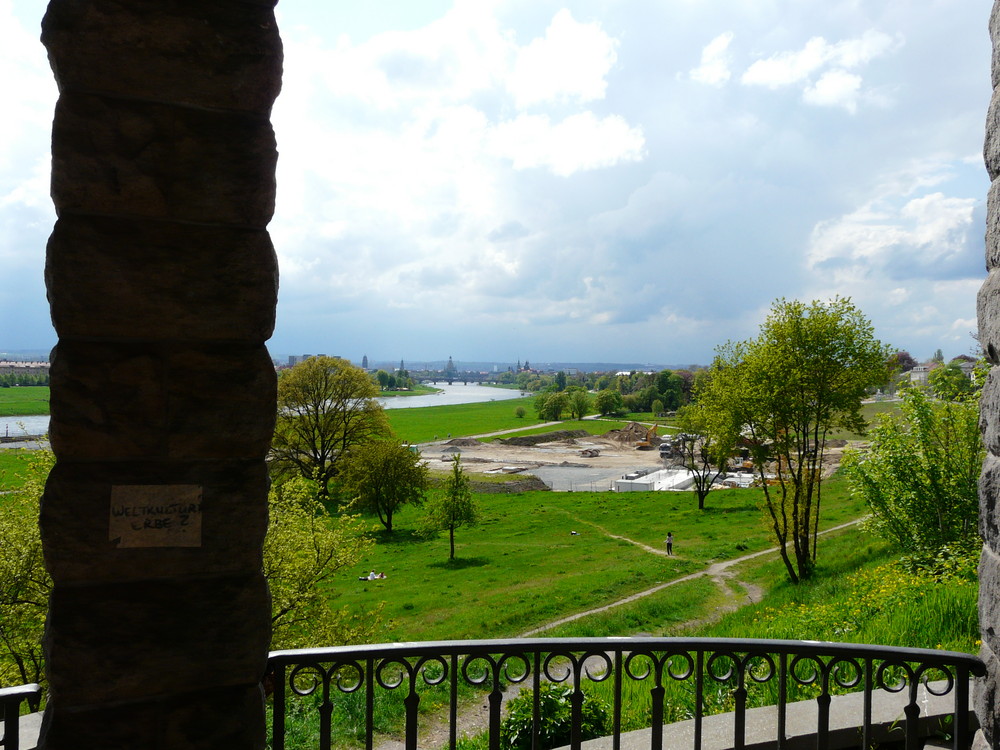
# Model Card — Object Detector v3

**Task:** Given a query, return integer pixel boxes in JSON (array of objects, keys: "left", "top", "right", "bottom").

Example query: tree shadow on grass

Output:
[
  {"left": 428, "top": 556, "right": 489, "bottom": 570},
  {"left": 368, "top": 528, "right": 431, "bottom": 547}
]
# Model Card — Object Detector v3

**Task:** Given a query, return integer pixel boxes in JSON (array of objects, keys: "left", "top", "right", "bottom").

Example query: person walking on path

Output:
[{"left": 665, "top": 532, "right": 674, "bottom": 555}]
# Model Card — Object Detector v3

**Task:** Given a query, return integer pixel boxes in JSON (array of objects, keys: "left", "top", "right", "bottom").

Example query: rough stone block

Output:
[
  {"left": 48, "top": 343, "right": 165, "bottom": 459},
  {"left": 46, "top": 215, "right": 277, "bottom": 343},
  {"left": 48, "top": 342, "right": 275, "bottom": 461},
  {"left": 993, "top": 2, "right": 1000, "bottom": 90},
  {"left": 982, "top": 453, "right": 1000, "bottom": 548},
  {"left": 987, "top": 180, "right": 1000, "bottom": 270},
  {"left": 50, "top": 92, "right": 277, "bottom": 225},
  {"left": 166, "top": 347, "right": 276, "bottom": 460},
  {"left": 975, "top": 641, "right": 1000, "bottom": 747},
  {"left": 40, "top": 684, "right": 265, "bottom": 750},
  {"left": 982, "top": 374, "right": 1000, "bottom": 455},
  {"left": 978, "top": 272, "right": 1000, "bottom": 365},
  {"left": 40, "top": 460, "right": 269, "bottom": 585},
  {"left": 42, "top": 0, "right": 281, "bottom": 114},
  {"left": 981, "top": 545, "right": 1000, "bottom": 654},
  {"left": 44, "top": 573, "right": 270, "bottom": 706},
  {"left": 987, "top": 86, "right": 1000, "bottom": 182}
]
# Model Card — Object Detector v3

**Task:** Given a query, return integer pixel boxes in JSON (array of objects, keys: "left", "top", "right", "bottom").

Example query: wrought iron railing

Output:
[
  {"left": 0, "top": 683, "right": 40, "bottom": 750},
  {"left": 267, "top": 638, "right": 986, "bottom": 750}
]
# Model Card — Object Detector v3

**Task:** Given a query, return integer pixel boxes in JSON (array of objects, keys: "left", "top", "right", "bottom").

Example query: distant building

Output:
[{"left": 362, "top": 354, "right": 369, "bottom": 370}]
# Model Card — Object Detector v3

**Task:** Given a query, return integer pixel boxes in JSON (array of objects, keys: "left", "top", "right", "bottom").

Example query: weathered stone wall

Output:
[
  {"left": 38, "top": 1, "right": 281, "bottom": 747},
  {"left": 980, "top": 4, "right": 1000, "bottom": 748}
]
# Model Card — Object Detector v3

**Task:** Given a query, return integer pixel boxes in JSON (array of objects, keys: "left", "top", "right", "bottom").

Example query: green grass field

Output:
[
  {"left": 379, "top": 384, "right": 441, "bottom": 397},
  {"left": 0, "top": 386, "right": 49, "bottom": 417},
  {"left": 331, "top": 474, "right": 868, "bottom": 643},
  {"left": 386, "top": 397, "right": 542, "bottom": 443}
]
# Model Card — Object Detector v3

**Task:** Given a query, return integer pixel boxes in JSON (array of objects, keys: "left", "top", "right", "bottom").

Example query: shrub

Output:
[
  {"left": 500, "top": 683, "right": 609, "bottom": 750},
  {"left": 514, "top": 406, "right": 526, "bottom": 419}
]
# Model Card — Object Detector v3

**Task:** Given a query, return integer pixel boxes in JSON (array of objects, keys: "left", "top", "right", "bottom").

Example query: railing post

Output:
[
  {"left": 904, "top": 678, "right": 921, "bottom": 750},
  {"left": 366, "top": 657, "right": 375, "bottom": 750},
  {"left": 955, "top": 666, "right": 971, "bottom": 750},
  {"left": 777, "top": 652, "right": 787, "bottom": 750},
  {"left": 613, "top": 649, "right": 623, "bottom": 750},
  {"left": 694, "top": 650, "right": 705, "bottom": 750},
  {"left": 449, "top": 653, "right": 459, "bottom": 750},
  {"left": 0, "top": 684, "right": 41, "bottom": 750},
  {"left": 271, "top": 662, "right": 285, "bottom": 750}
]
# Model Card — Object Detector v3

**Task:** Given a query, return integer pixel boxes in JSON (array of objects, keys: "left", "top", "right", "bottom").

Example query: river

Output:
[
  {"left": 2, "top": 384, "right": 525, "bottom": 436},
  {"left": 379, "top": 382, "right": 524, "bottom": 409}
]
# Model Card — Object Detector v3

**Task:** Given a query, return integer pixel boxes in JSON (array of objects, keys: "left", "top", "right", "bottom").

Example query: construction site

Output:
[{"left": 416, "top": 422, "right": 849, "bottom": 493}]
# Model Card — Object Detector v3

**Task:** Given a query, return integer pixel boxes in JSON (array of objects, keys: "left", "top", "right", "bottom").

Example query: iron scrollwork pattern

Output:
[{"left": 267, "top": 638, "right": 985, "bottom": 750}]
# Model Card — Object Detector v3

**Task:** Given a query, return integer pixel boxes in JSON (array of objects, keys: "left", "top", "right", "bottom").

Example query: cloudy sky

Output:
[{"left": 0, "top": 1, "right": 993, "bottom": 366}]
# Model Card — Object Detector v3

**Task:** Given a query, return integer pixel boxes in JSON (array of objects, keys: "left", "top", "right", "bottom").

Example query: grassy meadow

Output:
[
  {"left": 0, "top": 386, "right": 49, "bottom": 417},
  {"left": 386, "top": 396, "right": 541, "bottom": 443},
  {"left": 332, "top": 474, "right": 869, "bottom": 643}
]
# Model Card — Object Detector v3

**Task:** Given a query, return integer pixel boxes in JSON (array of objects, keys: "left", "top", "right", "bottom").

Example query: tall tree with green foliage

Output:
[
  {"left": 0, "top": 449, "right": 51, "bottom": 687},
  {"left": 424, "top": 455, "right": 479, "bottom": 559},
  {"left": 264, "top": 476, "right": 380, "bottom": 649},
  {"left": 594, "top": 389, "right": 623, "bottom": 416},
  {"left": 270, "top": 356, "right": 390, "bottom": 500},
  {"left": 340, "top": 440, "right": 428, "bottom": 532},
  {"left": 698, "top": 297, "right": 892, "bottom": 582},
  {"left": 842, "top": 388, "right": 982, "bottom": 557},
  {"left": 567, "top": 388, "right": 591, "bottom": 420},
  {"left": 673, "top": 402, "right": 737, "bottom": 510},
  {"left": 927, "top": 362, "right": 975, "bottom": 401}
]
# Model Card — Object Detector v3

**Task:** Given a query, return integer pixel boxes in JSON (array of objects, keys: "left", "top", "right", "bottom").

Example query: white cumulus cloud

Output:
[
  {"left": 741, "top": 30, "right": 899, "bottom": 112},
  {"left": 690, "top": 31, "right": 734, "bottom": 87},
  {"left": 508, "top": 9, "right": 619, "bottom": 109},
  {"left": 488, "top": 112, "right": 645, "bottom": 176}
]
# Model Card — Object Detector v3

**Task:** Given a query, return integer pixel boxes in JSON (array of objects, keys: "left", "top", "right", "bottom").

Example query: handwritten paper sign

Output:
[{"left": 109, "top": 485, "right": 203, "bottom": 548}]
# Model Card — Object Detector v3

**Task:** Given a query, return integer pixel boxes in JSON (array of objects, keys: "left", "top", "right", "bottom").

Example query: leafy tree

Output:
[
  {"left": 843, "top": 389, "right": 981, "bottom": 556},
  {"left": 932, "top": 348, "right": 945, "bottom": 363},
  {"left": 892, "top": 350, "right": 918, "bottom": 372},
  {"left": 424, "top": 456, "right": 479, "bottom": 559},
  {"left": 514, "top": 406, "right": 526, "bottom": 419},
  {"left": 555, "top": 371, "right": 567, "bottom": 391},
  {"left": 567, "top": 388, "right": 591, "bottom": 420},
  {"left": 928, "top": 362, "right": 975, "bottom": 401},
  {"left": 534, "top": 391, "right": 568, "bottom": 420},
  {"left": 673, "top": 403, "right": 736, "bottom": 510},
  {"left": 651, "top": 399, "right": 664, "bottom": 417},
  {"left": 698, "top": 298, "right": 892, "bottom": 582},
  {"left": 270, "top": 356, "right": 390, "bottom": 500},
  {"left": 264, "top": 476, "right": 380, "bottom": 649},
  {"left": 374, "top": 369, "right": 390, "bottom": 390},
  {"left": 0, "top": 449, "right": 52, "bottom": 687},
  {"left": 340, "top": 440, "right": 428, "bottom": 533},
  {"left": 594, "top": 389, "right": 623, "bottom": 416}
]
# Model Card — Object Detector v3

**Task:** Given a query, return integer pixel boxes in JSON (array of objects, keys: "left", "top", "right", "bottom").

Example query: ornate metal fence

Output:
[
  {"left": 0, "top": 683, "right": 40, "bottom": 750},
  {"left": 267, "top": 638, "right": 986, "bottom": 750}
]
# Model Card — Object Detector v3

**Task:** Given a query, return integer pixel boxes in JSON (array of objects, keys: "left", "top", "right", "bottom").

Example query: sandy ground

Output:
[
  {"left": 418, "top": 433, "right": 665, "bottom": 487},
  {"left": 416, "top": 431, "right": 850, "bottom": 491}
]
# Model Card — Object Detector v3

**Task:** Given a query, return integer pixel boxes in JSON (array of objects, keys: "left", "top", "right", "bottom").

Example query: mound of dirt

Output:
[
  {"left": 470, "top": 475, "right": 551, "bottom": 494},
  {"left": 498, "top": 430, "right": 589, "bottom": 446},
  {"left": 445, "top": 437, "right": 482, "bottom": 446}
]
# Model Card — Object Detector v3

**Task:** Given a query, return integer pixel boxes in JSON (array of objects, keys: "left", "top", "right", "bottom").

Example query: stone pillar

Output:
[
  {"left": 981, "top": 5, "right": 1000, "bottom": 749},
  {"left": 38, "top": 2, "right": 281, "bottom": 748}
]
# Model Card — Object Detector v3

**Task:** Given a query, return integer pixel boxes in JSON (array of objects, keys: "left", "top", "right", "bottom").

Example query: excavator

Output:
[{"left": 635, "top": 423, "right": 659, "bottom": 450}]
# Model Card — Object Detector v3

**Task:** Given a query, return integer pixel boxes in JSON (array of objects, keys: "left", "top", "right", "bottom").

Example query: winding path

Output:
[
  {"left": 518, "top": 519, "right": 861, "bottom": 637},
  {"left": 379, "top": 518, "right": 863, "bottom": 749}
]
